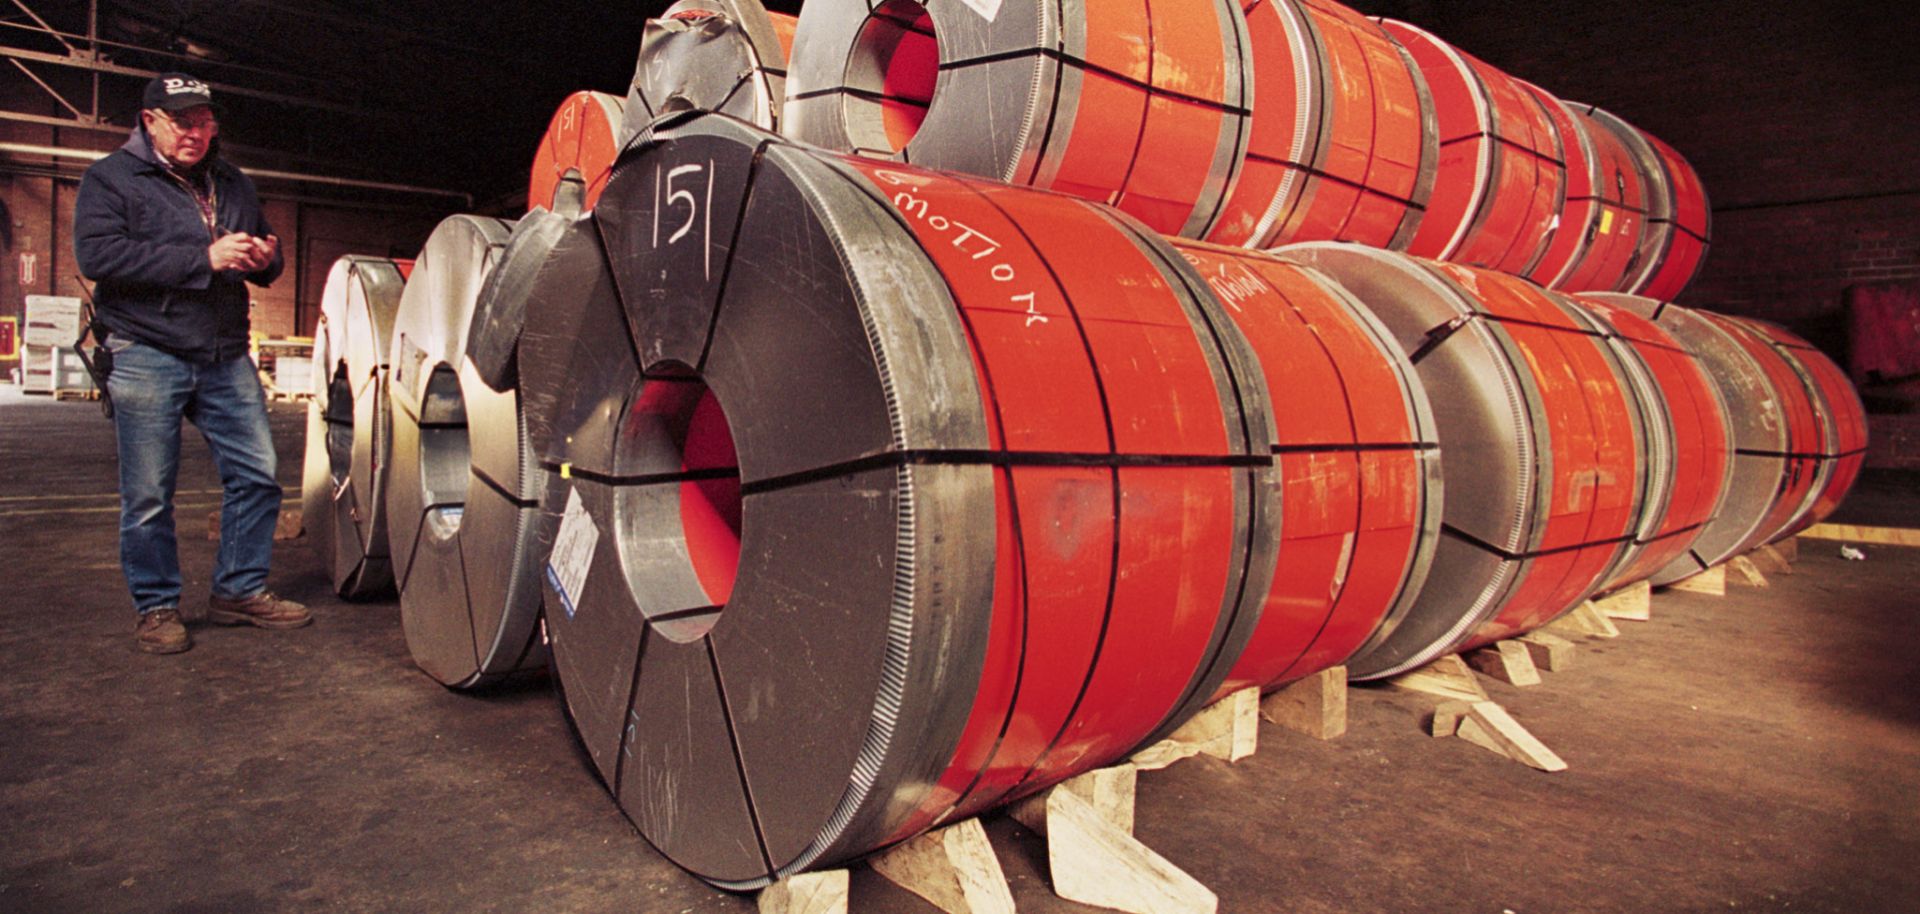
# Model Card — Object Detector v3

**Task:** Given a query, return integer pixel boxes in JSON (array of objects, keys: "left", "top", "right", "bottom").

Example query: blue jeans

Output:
[{"left": 106, "top": 337, "right": 281, "bottom": 615}]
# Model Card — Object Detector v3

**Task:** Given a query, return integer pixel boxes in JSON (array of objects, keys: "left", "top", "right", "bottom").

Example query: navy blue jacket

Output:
[{"left": 73, "top": 128, "right": 282, "bottom": 363}]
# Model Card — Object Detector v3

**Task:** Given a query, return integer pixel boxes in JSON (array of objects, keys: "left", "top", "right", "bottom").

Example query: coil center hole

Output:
[
  {"left": 844, "top": 0, "right": 938, "bottom": 153},
  {"left": 417, "top": 362, "right": 471, "bottom": 539},
  {"left": 614, "top": 373, "right": 742, "bottom": 644}
]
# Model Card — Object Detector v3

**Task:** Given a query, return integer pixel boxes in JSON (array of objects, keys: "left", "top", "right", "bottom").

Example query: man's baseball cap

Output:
[{"left": 142, "top": 73, "right": 216, "bottom": 112}]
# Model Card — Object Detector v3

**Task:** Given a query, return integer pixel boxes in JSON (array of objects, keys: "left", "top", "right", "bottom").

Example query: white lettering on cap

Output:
[{"left": 164, "top": 77, "right": 211, "bottom": 97}]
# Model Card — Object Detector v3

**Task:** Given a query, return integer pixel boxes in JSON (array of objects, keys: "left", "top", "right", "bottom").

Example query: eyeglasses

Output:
[{"left": 156, "top": 111, "right": 218, "bottom": 132}]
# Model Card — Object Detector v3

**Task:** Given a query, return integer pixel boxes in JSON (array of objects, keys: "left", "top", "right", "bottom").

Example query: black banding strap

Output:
[
  {"left": 738, "top": 448, "right": 1271, "bottom": 498},
  {"left": 1441, "top": 522, "right": 1635, "bottom": 562},
  {"left": 1271, "top": 441, "right": 1438, "bottom": 455},
  {"left": 472, "top": 466, "right": 540, "bottom": 509}
]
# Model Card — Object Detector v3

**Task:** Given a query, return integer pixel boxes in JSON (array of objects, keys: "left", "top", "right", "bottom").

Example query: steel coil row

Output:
[
  {"left": 305, "top": 3, "right": 1855, "bottom": 891},
  {"left": 424, "top": 111, "right": 1861, "bottom": 886},
  {"left": 772, "top": 0, "right": 1710, "bottom": 298}
]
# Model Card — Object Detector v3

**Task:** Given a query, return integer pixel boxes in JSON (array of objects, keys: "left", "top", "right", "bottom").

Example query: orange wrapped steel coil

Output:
[
  {"left": 527, "top": 91, "right": 624, "bottom": 214},
  {"left": 1379, "top": 20, "right": 1566, "bottom": 275},
  {"left": 524, "top": 113, "right": 1279, "bottom": 886},
  {"left": 784, "top": 0, "right": 1255, "bottom": 238},
  {"left": 1281, "top": 245, "right": 1646, "bottom": 673},
  {"left": 1205, "top": 0, "right": 1437, "bottom": 250}
]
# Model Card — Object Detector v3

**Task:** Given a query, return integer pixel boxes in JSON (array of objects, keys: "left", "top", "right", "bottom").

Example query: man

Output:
[{"left": 74, "top": 73, "right": 311, "bottom": 654}]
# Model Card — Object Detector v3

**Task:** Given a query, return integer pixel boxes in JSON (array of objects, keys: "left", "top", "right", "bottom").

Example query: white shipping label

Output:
[
  {"left": 545, "top": 487, "right": 599, "bottom": 619},
  {"left": 959, "top": 0, "right": 1001, "bottom": 23}
]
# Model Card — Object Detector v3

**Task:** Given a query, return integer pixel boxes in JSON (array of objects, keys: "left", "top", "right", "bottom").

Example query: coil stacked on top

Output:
[
  {"left": 1380, "top": 20, "right": 1566, "bottom": 276},
  {"left": 1170, "top": 240, "right": 1442, "bottom": 694},
  {"left": 1282, "top": 245, "right": 1644, "bottom": 675},
  {"left": 302, "top": 256, "right": 410, "bottom": 599},
  {"left": 1523, "top": 90, "right": 1650, "bottom": 292},
  {"left": 1575, "top": 295, "right": 1735, "bottom": 592},
  {"left": 1206, "top": 0, "right": 1437, "bottom": 250},
  {"left": 626, "top": 0, "right": 794, "bottom": 143},
  {"left": 784, "top": 0, "right": 1254, "bottom": 239},
  {"left": 1634, "top": 133, "right": 1712, "bottom": 301},
  {"left": 521, "top": 113, "right": 1276, "bottom": 886},
  {"left": 1729, "top": 318, "right": 1869, "bottom": 539},
  {"left": 384, "top": 215, "right": 553, "bottom": 689},
  {"left": 529, "top": 91, "right": 625, "bottom": 213}
]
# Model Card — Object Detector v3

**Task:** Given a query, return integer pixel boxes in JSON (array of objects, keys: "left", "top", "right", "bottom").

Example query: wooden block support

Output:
[
  {"left": 1515, "top": 631, "right": 1576, "bottom": 672},
  {"left": 1260, "top": 666, "right": 1347, "bottom": 740},
  {"left": 1750, "top": 543, "right": 1795, "bottom": 575},
  {"left": 1431, "top": 700, "right": 1567, "bottom": 772},
  {"left": 1546, "top": 601, "right": 1622, "bottom": 639},
  {"left": 1801, "top": 523, "right": 1920, "bottom": 547},
  {"left": 758, "top": 870, "right": 849, "bottom": 914},
  {"left": 1130, "top": 686, "right": 1259, "bottom": 771},
  {"left": 1032, "top": 787, "right": 1217, "bottom": 914},
  {"left": 1387, "top": 654, "right": 1489, "bottom": 703},
  {"left": 1011, "top": 765, "right": 1137, "bottom": 838},
  {"left": 1592, "top": 580, "right": 1652, "bottom": 621},
  {"left": 1467, "top": 641, "right": 1542, "bottom": 686},
  {"left": 869, "top": 819, "right": 1015, "bottom": 914},
  {"left": 1774, "top": 536, "right": 1799, "bottom": 563},
  {"left": 1728, "top": 554, "right": 1770, "bottom": 588},
  {"left": 1665, "top": 563, "right": 1727, "bottom": 596}
]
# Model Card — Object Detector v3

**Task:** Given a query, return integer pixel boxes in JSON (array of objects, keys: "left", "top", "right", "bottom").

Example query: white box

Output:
[
  {"left": 20, "top": 343, "right": 94, "bottom": 394},
  {"left": 274, "top": 354, "right": 313, "bottom": 394},
  {"left": 23, "top": 295, "right": 84, "bottom": 347}
]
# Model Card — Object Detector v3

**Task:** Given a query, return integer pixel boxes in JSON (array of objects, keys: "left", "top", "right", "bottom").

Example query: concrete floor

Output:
[{"left": 3, "top": 387, "right": 1919, "bottom": 913}]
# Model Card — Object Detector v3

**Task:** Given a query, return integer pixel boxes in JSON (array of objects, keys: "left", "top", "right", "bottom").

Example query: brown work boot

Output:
[
  {"left": 135, "top": 608, "right": 192, "bottom": 654},
  {"left": 207, "top": 591, "right": 313, "bottom": 630}
]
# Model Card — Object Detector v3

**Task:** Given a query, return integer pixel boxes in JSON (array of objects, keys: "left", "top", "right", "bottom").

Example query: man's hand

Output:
[
  {"left": 209, "top": 232, "right": 258, "bottom": 272},
  {"left": 245, "top": 234, "right": 280, "bottom": 273}
]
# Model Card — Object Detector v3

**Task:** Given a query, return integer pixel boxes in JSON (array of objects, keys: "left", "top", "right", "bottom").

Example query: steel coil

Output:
[
  {"left": 1575, "top": 295, "right": 1735, "bottom": 591},
  {"left": 529, "top": 91, "right": 625, "bottom": 214},
  {"left": 525, "top": 112, "right": 1278, "bottom": 886},
  {"left": 301, "top": 255, "right": 409, "bottom": 599},
  {"left": 1282, "top": 244, "right": 1644, "bottom": 674},
  {"left": 1635, "top": 131, "right": 1712, "bottom": 301},
  {"left": 1381, "top": 20, "right": 1566, "bottom": 275},
  {"left": 1205, "top": 0, "right": 1437, "bottom": 250},
  {"left": 386, "top": 215, "right": 552, "bottom": 688},
  {"left": 1532, "top": 97, "right": 1651, "bottom": 293},
  {"left": 1728, "top": 318, "right": 1868, "bottom": 540},
  {"left": 627, "top": 0, "right": 793, "bottom": 143},
  {"left": 1170, "top": 240, "right": 1441, "bottom": 694},
  {"left": 784, "top": 0, "right": 1254, "bottom": 239}
]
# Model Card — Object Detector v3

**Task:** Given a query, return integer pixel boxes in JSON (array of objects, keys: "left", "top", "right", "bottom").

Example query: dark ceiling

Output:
[{"left": 0, "top": 1, "right": 698, "bottom": 209}]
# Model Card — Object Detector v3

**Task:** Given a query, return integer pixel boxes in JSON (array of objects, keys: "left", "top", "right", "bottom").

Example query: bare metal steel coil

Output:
[
  {"left": 1283, "top": 244, "right": 1645, "bottom": 676},
  {"left": 301, "top": 255, "right": 409, "bottom": 599},
  {"left": 1581, "top": 295, "right": 1802, "bottom": 582},
  {"left": 529, "top": 91, "right": 625, "bottom": 214},
  {"left": 1205, "top": 0, "right": 1437, "bottom": 251},
  {"left": 626, "top": 0, "right": 794, "bottom": 144},
  {"left": 473, "top": 92, "right": 626, "bottom": 393},
  {"left": 784, "top": 0, "right": 1254, "bottom": 239},
  {"left": 1170, "top": 239, "right": 1442, "bottom": 695},
  {"left": 385, "top": 215, "right": 551, "bottom": 689},
  {"left": 1380, "top": 20, "right": 1566, "bottom": 276},
  {"left": 523, "top": 113, "right": 1277, "bottom": 886},
  {"left": 1575, "top": 295, "right": 1735, "bottom": 592},
  {"left": 1728, "top": 318, "right": 1868, "bottom": 540},
  {"left": 1524, "top": 90, "right": 1650, "bottom": 292}
]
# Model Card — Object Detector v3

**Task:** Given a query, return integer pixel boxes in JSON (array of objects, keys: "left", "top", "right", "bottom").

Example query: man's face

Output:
[{"left": 142, "top": 105, "right": 218, "bottom": 168}]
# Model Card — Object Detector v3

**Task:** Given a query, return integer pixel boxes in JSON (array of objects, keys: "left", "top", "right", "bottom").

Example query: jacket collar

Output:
[{"left": 121, "top": 124, "right": 224, "bottom": 177}]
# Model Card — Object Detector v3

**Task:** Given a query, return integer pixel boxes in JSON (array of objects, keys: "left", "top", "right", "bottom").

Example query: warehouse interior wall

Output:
[{"left": 0, "top": 81, "right": 453, "bottom": 357}]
